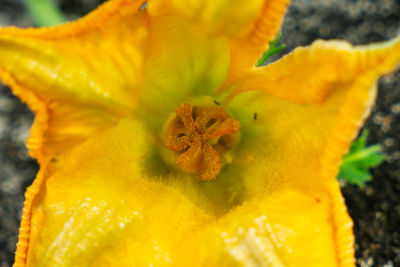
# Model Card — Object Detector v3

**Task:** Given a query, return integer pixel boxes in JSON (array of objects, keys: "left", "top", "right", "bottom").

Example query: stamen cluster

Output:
[{"left": 164, "top": 103, "right": 241, "bottom": 180}]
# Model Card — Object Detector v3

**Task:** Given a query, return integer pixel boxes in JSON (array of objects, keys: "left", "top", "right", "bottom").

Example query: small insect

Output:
[
  {"left": 139, "top": 2, "right": 147, "bottom": 10},
  {"left": 214, "top": 100, "right": 221, "bottom": 106},
  {"left": 253, "top": 112, "right": 258, "bottom": 120}
]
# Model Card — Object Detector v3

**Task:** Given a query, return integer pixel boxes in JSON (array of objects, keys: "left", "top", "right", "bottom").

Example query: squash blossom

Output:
[{"left": 1, "top": 0, "right": 400, "bottom": 266}]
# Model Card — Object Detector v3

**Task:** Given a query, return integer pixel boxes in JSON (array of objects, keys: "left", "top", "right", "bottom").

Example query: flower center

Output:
[{"left": 163, "top": 100, "right": 241, "bottom": 180}]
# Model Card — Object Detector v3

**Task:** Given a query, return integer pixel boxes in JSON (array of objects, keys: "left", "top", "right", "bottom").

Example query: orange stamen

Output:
[{"left": 164, "top": 103, "right": 241, "bottom": 180}]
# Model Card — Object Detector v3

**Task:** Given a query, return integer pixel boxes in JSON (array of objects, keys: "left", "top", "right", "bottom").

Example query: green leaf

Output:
[
  {"left": 24, "top": 0, "right": 67, "bottom": 27},
  {"left": 338, "top": 129, "right": 386, "bottom": 187},
  {"left": 255, "top": 33, "right": 285, "bottom": 67}
]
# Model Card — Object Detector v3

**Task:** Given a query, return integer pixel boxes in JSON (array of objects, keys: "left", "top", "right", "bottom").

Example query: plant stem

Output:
[{"left": 24, "top": 0, "right": 67, "bottom": 27}]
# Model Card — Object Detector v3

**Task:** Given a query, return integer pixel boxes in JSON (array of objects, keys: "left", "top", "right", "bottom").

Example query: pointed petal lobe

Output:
[
  {"left": 212, "top": 36, "right": 400, "bottom": 265},
  {"left": 228, "top": 0, "right": 290, "bottom": 80},
  {"left": 231, "top": 36, "right": 400, "bottom": 104},
  {"left": 226, "top": 36, "right": 400, "bottom": 198},
  {"left": 0, "top": 0, "right": 147, "bottom": 161},
  {"left": 147, "top": 0, "right": 290, "bottom": 77}
]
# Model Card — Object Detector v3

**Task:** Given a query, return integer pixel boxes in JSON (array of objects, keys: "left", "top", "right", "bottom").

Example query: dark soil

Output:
[{"left": 0, "top": 1, "right": 399, "bottom": 266}]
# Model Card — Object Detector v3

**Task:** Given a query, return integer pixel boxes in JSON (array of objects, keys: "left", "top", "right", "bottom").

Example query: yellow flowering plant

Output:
[{"left": 0, "top": 0, "right": 399, "bottom": 266}]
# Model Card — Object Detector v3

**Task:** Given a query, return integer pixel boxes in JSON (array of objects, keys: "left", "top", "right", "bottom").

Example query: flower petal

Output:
[
  {"left": 0, "top": 0, "right": 147, "bottom": 162},
  {"left": 135, "top": 15, "right": 230, "bottom": 130},
  {"left": 147, "top": 0, "right": 264, "bottom": 37},
  {"left": 199, "top": 36, "right": 400, "bottom": 265},
  {"left": 147, "top": 0, "right": 290, "bottom": 78},
  {"left": 21, "top": 118, "right": 212, "bottom": 266},
  {"left": 174, "top": 185, "right": 354, "bottom": 266},
  {"left": 227, "top": 0, "right": 290, "bottom": 82},
  {"left": 231, "top": 37, "right": 400, "bottom": 104},
  {"left": 226, "top": 37, "right": 400, "bottom": 198}
]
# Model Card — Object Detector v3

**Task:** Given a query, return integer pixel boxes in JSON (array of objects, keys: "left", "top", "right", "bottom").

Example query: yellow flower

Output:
[{"left": 0, "top": 0, "right": 399, "bottom": 266}]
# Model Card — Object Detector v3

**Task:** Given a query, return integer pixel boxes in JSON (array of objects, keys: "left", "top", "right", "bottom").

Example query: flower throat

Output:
[{"left": 163, "top": 99, "right": 241, "bottom": 180}]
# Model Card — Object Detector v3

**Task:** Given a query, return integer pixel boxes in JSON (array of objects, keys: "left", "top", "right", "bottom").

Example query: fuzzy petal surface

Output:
[
  {"left": 25, "top": 118, "right": 212, "bottom": 267},
  {"left": 174, "top": 185, "right": 353, "bottom": 267},
  {"left": 0, "top": 0, "right": 147, "bottom": 162},
  {"left": 225, "top": 37, "right": 400, "bottom": 205},
  {"left": 147, "top": 0, "right": 291, "bottom": 82},
  {"left": 136, "top": 14, "right": 230, "bottom": 131}
]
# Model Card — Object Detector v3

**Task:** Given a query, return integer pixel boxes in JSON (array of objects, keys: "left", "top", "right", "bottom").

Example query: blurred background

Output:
[{"left": 0, "top": 0, "right": 399, "bottom": 266}]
